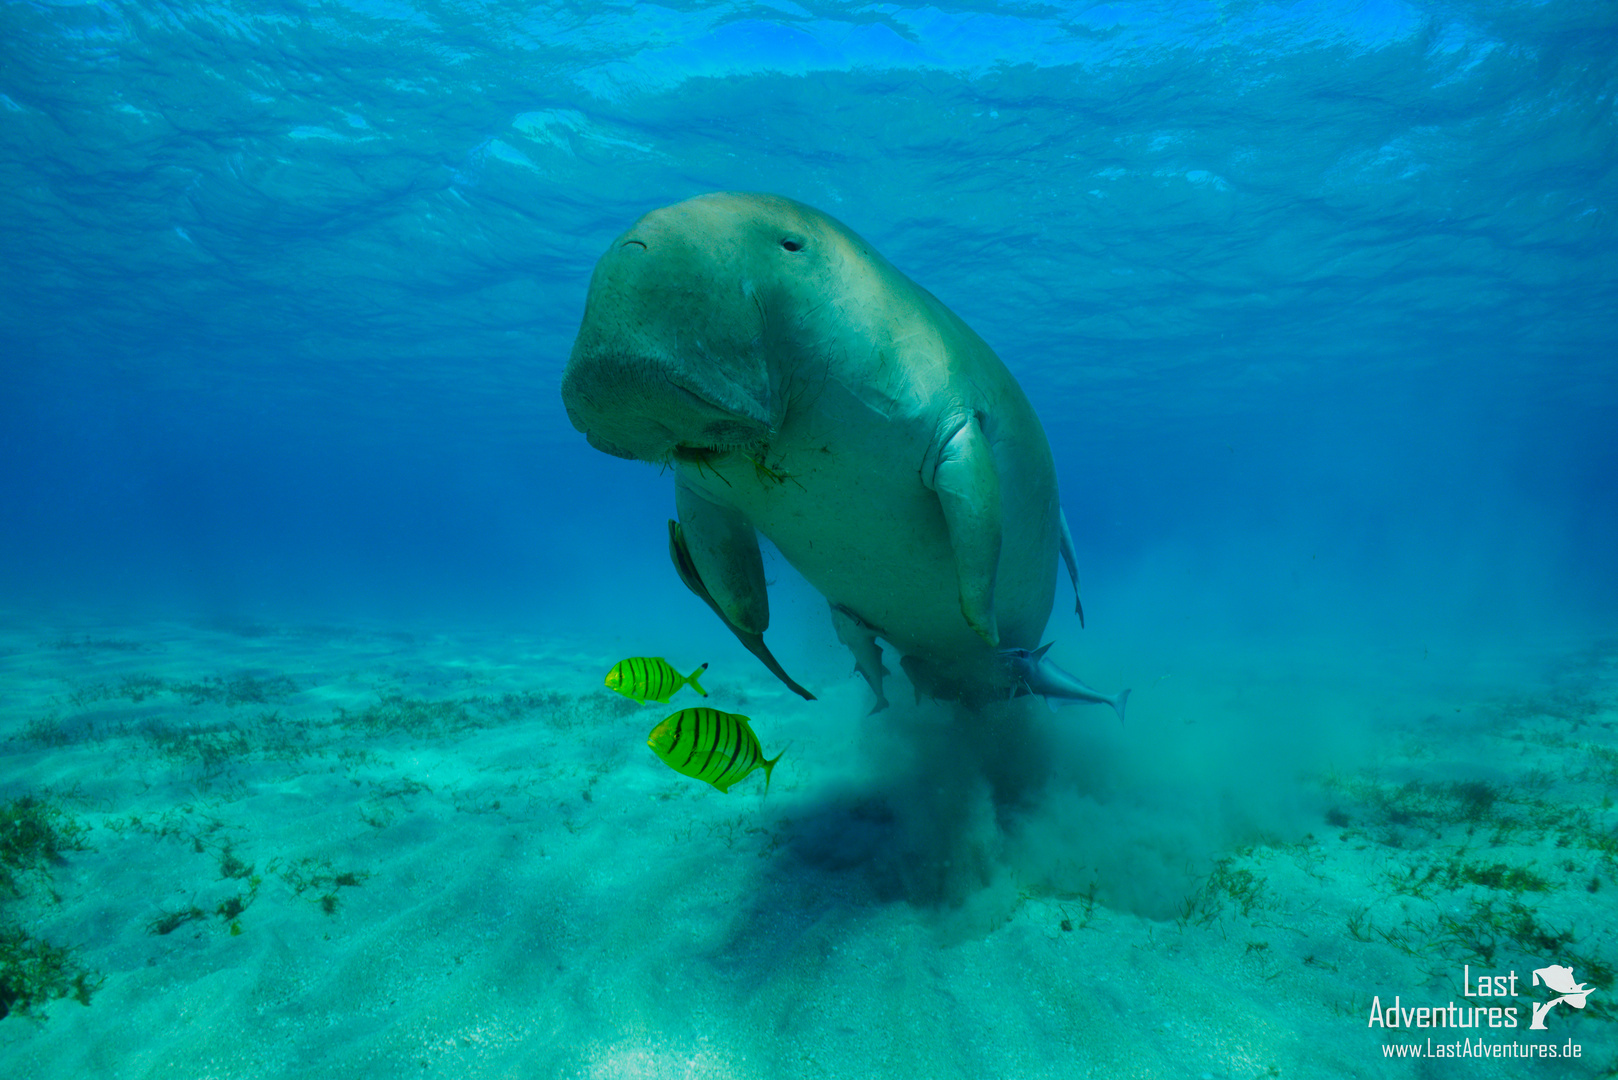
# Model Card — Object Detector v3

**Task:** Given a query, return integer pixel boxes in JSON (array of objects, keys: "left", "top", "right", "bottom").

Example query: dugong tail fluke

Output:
[
  {"left": 1002, "top": 643, "right": 1128, "bottom": 722},
  {"left": 668, "top": 521, "right": 816, "bottom": 701}
]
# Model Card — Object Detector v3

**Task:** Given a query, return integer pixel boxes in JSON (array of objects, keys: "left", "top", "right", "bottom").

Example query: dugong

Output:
[{"left": 561, "top": 192, "right": 1125, "bottom": 716}]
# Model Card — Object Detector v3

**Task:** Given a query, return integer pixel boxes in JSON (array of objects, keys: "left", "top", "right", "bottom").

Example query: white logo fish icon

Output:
[{"left": 1530, "top": 965, "right": 1596, "bottom": 1029}]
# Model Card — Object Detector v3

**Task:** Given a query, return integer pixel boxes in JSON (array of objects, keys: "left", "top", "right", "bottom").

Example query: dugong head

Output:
[{"left": 561, "top": 192, "right": 839, "bottom": 463}]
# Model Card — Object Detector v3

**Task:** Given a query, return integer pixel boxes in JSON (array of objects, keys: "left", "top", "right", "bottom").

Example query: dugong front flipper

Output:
[
  {"left": 926, "top": 414, "right": 1003, "bottom": 648},
  {"left": 666, "top": 511, "right": 815, "bottom": 701}
]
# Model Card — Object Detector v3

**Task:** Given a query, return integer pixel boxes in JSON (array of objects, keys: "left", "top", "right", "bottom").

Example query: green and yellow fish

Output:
[
  {"left": 605, "top": 657, "right": 709, "bottom": 705},
  {"left": 647, "top": 707, "right": 782, "bottom": 794}
]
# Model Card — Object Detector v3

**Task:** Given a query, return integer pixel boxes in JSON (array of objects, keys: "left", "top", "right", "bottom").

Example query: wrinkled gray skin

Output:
[{"left": 562, "top": 192, "right": 1123, "bottom": 713}]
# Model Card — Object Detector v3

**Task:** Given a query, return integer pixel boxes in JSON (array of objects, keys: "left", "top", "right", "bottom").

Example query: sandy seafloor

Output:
[{"left": 0, "top": 614, "right": 1614, "bottom": 1079}]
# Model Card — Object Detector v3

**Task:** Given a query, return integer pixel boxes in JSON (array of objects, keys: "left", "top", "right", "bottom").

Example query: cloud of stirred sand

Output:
[{"left": 825, "top": 633, "right": 1387, "bottom": 936}]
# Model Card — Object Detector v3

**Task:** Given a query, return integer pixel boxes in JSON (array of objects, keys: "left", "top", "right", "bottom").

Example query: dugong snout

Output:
[
  {"left": 561, "top": 351, "right": 770, "bottom": 463},
  {"left": 562, "top": 211, "right": 778, "bottom": 462}
]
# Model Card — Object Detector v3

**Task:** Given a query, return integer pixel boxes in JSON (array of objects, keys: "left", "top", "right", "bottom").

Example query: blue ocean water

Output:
[
  {"left": 2, "top": 1, "right": 1617, "bottom": 1075},
  {"left": 3, "top": 0, "right": 1612, "bottom": 645}
]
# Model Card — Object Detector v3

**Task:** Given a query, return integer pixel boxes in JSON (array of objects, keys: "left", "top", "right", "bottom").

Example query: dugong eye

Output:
[{"left": 780, "top": 238, "right": 804, "bottom": 252}]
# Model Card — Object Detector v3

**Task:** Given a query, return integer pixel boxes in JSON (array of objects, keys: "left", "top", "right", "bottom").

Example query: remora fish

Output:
[
  {"left": 647, "top": 707, "right": 782, "bottom": 793},
  {"left": 1002, "top": 643, "right": 1130, "bottom": 722},
  {"left": 606, "top": 657, "right": 709, "bottom": 705}
]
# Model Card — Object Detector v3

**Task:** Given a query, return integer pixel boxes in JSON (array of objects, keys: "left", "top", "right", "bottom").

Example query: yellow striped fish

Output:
[
  {"left": 605, "top": 657, "right": 708, "bottom": 705},
  {"left": 647, "top": 707, "right": 782, "bottom": 794}
]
